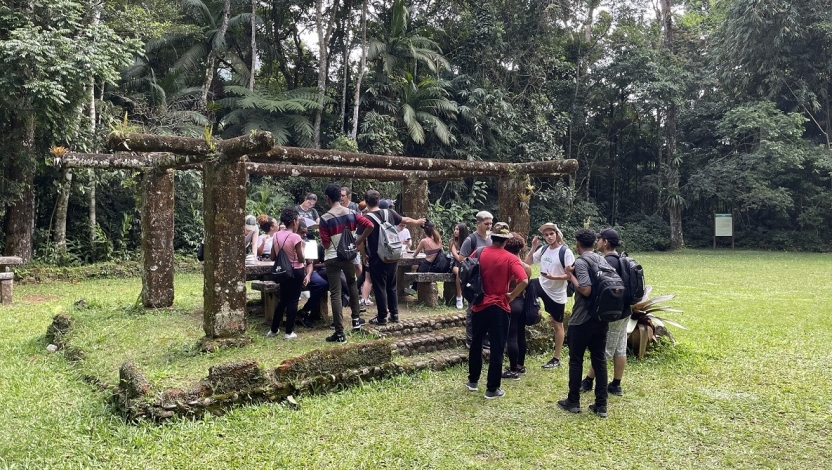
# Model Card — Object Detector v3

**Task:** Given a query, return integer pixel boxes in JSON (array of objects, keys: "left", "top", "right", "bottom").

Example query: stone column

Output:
[
  {"left": 202, "top": 159, "right": 248, "bottom": 338},
  {"left": 400, "top": 178, "right": 428, "bottom": 241},
  {"left": 498, "top": 174, "right": 532, "bottom": 241},
  {"left": 140, "top": 169, "right": 175, "bottom": 308}
]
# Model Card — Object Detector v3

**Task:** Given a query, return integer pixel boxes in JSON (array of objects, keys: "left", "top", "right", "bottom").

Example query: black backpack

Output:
[
  {"left": 196, "top": 240, "right": 204, "bottom": 262},
  {"left": 618, "top": 251, "right": 645, "bottom": 305},
  {"left": 459, "top": 247, "right": 485, "bottom": 305},
  {"left": 272, "top": 234, "right": 295, "bottom": 283},
  {"left": 336, "top": 217, "right": 359, "bottom": 261},
  {"left": 581, "top": 255, "right": 626, "bottom": 322},
  {"left": 523, "top": 281, "right": 542, "bottom": 326}
]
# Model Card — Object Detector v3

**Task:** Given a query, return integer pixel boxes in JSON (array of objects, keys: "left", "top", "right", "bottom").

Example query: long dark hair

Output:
[
  {"left": 452, "top": 222, "right": 469, "bottom": 249},
  {"left": 423, "top": 221, "right": 441, "bottom": 245}
]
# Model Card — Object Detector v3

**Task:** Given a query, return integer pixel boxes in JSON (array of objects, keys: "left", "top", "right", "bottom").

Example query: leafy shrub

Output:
[{"left": 617, "top": 215, "right": 671, "bottom": 251}]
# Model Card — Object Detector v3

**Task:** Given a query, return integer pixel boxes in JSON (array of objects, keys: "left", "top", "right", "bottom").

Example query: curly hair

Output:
[
  {"left": 503, "top": 233, "right": 526, "bottom": 255},
  {"left": 279, "top": 207, "right": 300, "bottom": 228}
]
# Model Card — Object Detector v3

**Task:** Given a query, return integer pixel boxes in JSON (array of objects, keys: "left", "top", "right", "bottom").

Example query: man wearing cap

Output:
[
  {"left": 525, "top": 222, "right": 574, "bottom": 369},
  {"left": 558, "top": 228, "right": 610, "bottom": 418},
  {"left": 580, "top": 228, "right": 630, "bottom": 397},
  {"left": 466, "top": 222, "right": 528, "bottom": 399}
]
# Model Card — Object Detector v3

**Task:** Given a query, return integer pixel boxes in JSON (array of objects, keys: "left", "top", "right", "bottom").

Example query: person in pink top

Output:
[
  {"left": 266, "top": 207, "right": 305, "bottom": 340},
  {"left": 466, "top": 222, "right": 529, "bottom": 399}
]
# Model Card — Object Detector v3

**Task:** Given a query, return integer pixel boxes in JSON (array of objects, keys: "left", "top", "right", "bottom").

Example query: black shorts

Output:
[{"left": 531, "top": 278, "right": 566, "bottom": 322}]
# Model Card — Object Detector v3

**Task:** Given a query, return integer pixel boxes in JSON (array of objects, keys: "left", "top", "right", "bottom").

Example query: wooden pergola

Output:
[{"left": 56, "top": 131, "right": 577, "bottom": 341}]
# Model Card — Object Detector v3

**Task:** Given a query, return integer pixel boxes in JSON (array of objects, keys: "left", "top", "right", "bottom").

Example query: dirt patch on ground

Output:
[{"left": 22, "top": 295, "right": 57, "bottom": 303}]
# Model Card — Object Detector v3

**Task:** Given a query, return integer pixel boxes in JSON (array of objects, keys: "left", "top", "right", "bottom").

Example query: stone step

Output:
[
  {"left": 367, "top": 312, "right": 466, "bottom": 338},
  {"left": 392, "top": 347, "right": 469, "bottom": 372},
  {"left": 389, "top": 327, "right": 466, "bottom": 357}
]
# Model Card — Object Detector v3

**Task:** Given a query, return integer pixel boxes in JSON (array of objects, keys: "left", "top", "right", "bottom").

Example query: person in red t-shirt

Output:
[{"left": 466, "top": 222, "right": 529, "bottom": 399}]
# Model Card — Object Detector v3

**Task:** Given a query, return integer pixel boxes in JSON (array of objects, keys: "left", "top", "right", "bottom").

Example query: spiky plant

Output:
[{"left": 627, "top": 285, "right": 686, "bottom": 359}]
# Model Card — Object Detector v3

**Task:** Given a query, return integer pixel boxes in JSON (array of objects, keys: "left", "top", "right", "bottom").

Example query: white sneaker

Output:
[
  {"left": 456, "top": 296, "right": 464, "bottom": 309},
  {"left": 284, "top": 332, "right": 297, "bottom": 340},
  {"left": 265, "top": 330, "right": 279, "bottom": 337},
  {"left": 300, "top": 291, "right": 310, "bottom": 300}
]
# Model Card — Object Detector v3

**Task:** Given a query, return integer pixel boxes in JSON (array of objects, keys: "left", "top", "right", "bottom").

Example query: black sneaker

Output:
[
  {"left": 588, "top": 403, "right": 608, "bottom": 418},
  {"left": 389, "top": 314, "right": 399, "bottom": 323},
  {"left": 501, "top": 369, "right": 520, "bottom": 381},
  {"left": 484, "top": 388, "right": 505, "bottom": 399},
  {"left": 369, "top": 316, "right": 387, "bottom": 325},
  {"left": 580, "top": 378, "right": 594, "bottom": 393},
  {"left": 325, "top": 333, "right": 346, "bottom": 343},
  {"left": 515, "top": 366, "right": 527, "bottom": 374},
  {"left": 482, "top": 340, "right": 490, "bottom": 350},
  {"left": 557, "top": 398, "right": 581, "bottom": 413},
  {"left": 607, "top": 383, "right": 623, "bottom": 396},
  {"left": 542, "top": 357, "right": 561, "bottom": 369},
  {"left": 352, "top": 317, "right": 366, "bottom": 330}
]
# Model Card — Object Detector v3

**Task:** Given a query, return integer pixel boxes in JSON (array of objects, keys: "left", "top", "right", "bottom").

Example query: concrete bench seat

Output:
[{"left": 404, "top": 272, "right": 457, "bottom": 307}]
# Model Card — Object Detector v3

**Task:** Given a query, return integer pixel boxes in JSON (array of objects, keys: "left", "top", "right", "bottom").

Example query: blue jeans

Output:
[
  {"left": 301, "top": 269, "right": 329, "bottom": 316},
  {"left": 468, "top": 305, "right": 509, "bottom": 391}
]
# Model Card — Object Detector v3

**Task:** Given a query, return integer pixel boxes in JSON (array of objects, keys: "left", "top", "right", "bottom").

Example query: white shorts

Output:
[{"left": 605, "top": 317, "right": 629, "bottom": 360}]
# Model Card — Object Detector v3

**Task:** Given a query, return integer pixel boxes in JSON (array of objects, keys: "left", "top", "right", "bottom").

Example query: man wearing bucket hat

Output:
[
  {"left": 525, "top": 222, "right": 574, "bottom": 369},
  {"left": 466, "top": 222, "right": 529, "bottom": 399}
]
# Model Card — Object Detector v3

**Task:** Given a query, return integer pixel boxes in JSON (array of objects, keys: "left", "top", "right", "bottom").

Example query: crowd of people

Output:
[{"left": 243, "top": 183, "right": 631, "bottom": 417}]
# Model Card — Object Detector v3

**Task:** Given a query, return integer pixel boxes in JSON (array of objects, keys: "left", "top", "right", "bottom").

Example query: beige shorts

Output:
[{"left": 605, "top": 317, "right": 629, "bottom": 360}]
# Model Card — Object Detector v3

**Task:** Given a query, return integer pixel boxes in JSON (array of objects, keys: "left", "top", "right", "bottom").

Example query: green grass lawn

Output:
[{"left": 1, "top": 250, "right": 830, "bottom": 469}]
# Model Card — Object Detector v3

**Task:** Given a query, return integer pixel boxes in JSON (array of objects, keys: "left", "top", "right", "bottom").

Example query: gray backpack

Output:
[{"left": 367, "top": 210, "right": 403, "bottom": 262}]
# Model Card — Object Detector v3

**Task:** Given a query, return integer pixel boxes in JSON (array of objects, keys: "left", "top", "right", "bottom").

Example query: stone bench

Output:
[
  {"left": 403, "top": 272, "right": 457, "bottom": 308},
  {"left": 250, "top": 280, "right": 330, "bottom": 327},
  {"left": 0, "top": 256, "right": 23, "bottom": 305}
]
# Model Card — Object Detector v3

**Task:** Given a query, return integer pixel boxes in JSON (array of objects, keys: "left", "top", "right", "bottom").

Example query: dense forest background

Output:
[{"left": 2, "top": 0, "right": 831, "bottom": 264}]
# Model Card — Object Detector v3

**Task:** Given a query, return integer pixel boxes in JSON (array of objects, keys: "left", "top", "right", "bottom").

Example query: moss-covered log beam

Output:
[
  {"left": 245, "top": 163, "right": 483, "bottom": 181},
  {"left": 249, "top": 147, "right": 578, "bottom": 176},
  {"left": 105, "top": 131, "right": 274, "bottom": 159}
]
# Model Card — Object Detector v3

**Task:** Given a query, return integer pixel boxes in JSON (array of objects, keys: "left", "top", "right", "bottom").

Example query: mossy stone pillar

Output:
[
  {"left": 498, "top": 174, "right": 532, "bottom": 241},
  {"left": 202, "top": 159, "right": 248, "bottom": 338},
  {"left": 400, "top": 178, "right": 428, "bottom": 241},
  {"left": 141, "top": 169, "right": 175, "bottom": 308}
]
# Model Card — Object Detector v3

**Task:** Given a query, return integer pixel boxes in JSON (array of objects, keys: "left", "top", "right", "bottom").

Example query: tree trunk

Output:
[
  {"left": 498, "top": 175, "right": 532, "bottom": 242},
  {"left": 202, "top": 0, "right": 232, "bottom": 110},
  {"left": 54, "top": 168, "right": 73, "bottom": 251},
  {"left": 141, "top": 169, "right": 175, "bottom": 308},
  {"left": 313, "top": 0, "right": 340, "bottom": 148},
  {"left": 249, "top": 0, "right": 256, "bottom": 91},
  {"left": 89, "top": 169, "right": 97, "bottom": 250},
  {"left": 661, "top": 0, "right": 684, "bottom": 249},
  {"left": 339, "top": 11, "right": 351, "bottom": 135},
  {"left": 400, "top": 179, "right": 428, "bottom": 241},
  {"left": 2, "top": 114, "right": 36, "bottom": 262},
  {"left": 350, "top": 0, "right": 368, "bottom": 139},
  {"left": 202, "top": 159, "right": 248, "bottom": 338}
]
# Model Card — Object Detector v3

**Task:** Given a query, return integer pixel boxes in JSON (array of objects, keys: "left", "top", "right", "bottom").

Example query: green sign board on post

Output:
[{"left": 714, "top": 213, "right": 734, "bottom": 248}]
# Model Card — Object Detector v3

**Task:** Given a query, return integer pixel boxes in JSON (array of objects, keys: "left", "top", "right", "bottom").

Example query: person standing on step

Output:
[
  {"left": 266, "top": 208, "right": 305, "bottom": 340},
  {"left": 466, "top": 222, "right": 528, "bottom": 399},
  {"left": 580, "top": 228, "right": 630, "bottom": 397},
  {"left": 319, "top": 184, "right": 374, "bottom": 343},
  {"left": 557, "top": 228, "right": 610, "bottom": 418},
  {"left": 525, "top": 222, "right": 574, "bottom": 369},
  {"left": 460, "top": 211, "right": 493, "bottom": 347},
  {"left": 359, "top": 190, "right": 424, "bottom": 326}
]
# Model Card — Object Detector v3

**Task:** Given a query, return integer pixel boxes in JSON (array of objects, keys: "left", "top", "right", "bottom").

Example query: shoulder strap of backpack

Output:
[
  {"left": 558, "top": 245, "right": 567, "bottom": 268},
  {"left": 366, "top": 211, "right": 382, "bottom": 226},
  {"left": 468, "top": 233, "right": 479, "bottom": 251}
]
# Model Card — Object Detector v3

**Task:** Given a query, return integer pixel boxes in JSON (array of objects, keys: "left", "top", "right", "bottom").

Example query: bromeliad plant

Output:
[{"left": 627, "top": 285, "right": 685, "bottom": 359}]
